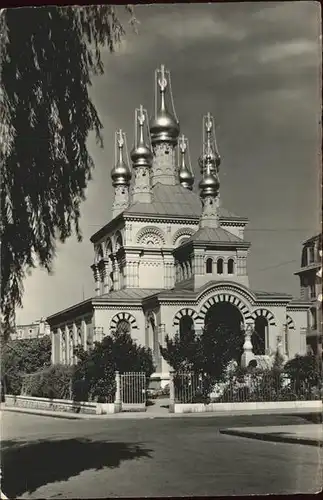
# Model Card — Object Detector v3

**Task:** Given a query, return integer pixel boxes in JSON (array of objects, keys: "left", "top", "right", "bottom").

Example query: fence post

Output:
[
  {"left": 114, "top": 371, "right": 122, "bottom": 413},
  {"left": 169, "top": 371, "right": 175, "bottom": 413}
]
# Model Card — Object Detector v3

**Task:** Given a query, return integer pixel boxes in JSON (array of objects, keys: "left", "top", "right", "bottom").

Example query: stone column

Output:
[
  {"left": 51, "top": 329, "right": 56, "bottom": 365},
  {"left": 82, "top": 320, "right": 87, "bottom": 351},
  {"left": 91, "top": 264, "right": 101, "bottom": 296},
  {"left": 114, "top": 371, "right": 122, "bottom": 412},
  {"left": 241, "top": 322, "right": 255, "bottom": 368},
  {"left": 163, "top": 256, "right": 174, "bottom": 288},
  {"left": 102, "top": 259, "right": 110, "bottom": 294},
  {"left": 300, "top": 327, "right": 307, "bottom": 355},
  {"left": 169, "top": 371, "right": 175, "bottom": 413}
]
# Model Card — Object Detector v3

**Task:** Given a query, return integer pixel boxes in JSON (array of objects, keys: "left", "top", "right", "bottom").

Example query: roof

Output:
[
  {"left": 302, "top": 233, "right": 322, "bottom": 246},
  {"left": 97, "top": 289, "right": 162, "bottom": 302},
  {"left": 125, "top": 183, "right": 246, "bottom": 220},
  {"left": 183, "top": 226, "right": 244, "bottom": 244}
]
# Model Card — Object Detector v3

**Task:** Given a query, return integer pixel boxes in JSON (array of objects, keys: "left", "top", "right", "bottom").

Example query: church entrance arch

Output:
[{"left": 204, "top": 302, "right": 244, "bottom": 363}]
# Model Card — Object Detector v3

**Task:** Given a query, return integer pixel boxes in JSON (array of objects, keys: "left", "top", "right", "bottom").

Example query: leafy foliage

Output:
[
  {"left": 284, "top": 354, "right": 322, "bottom": 396},
  {"left": 1, "top": 335, "right": 52, "bottom": 395},
  {"left": 0, "top": 5, "right": 137, "bottom": 327},
  {"left": 160, "top": 322, "right": 244, "bottom": 402},
  {"left": 73, "top": 331, "right": 155, "bottom": 403},
  {"left": 22, "top": 364, "right": 73, "bottom": 399}
]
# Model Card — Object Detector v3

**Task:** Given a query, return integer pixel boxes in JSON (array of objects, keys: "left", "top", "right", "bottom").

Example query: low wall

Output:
[
  {"left": 121, "top": 403, "right": 146, "bottom": 412},
  {"left": 5, "top": 395, "right": 117, "bottom": 415},
  {"left": 173, "top": 400, "right": 323, "bottom": 414}
]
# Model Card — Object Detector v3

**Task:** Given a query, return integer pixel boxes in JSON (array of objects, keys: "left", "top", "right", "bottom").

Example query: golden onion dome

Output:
[
  {"left": 130, "top": 106, "right": 153, "bottom": 168},
  {"left": 179, "top": 163, "right": 194, "bottom": 190},
  {"left": 199, "top": 161, "right": 220, "bottom": 198},
  {"left": 111, "top": 130, "right": 132, "bottom": 186},
  {"left": 150, "top": 109, "right": 180, "bottom": 145},
  {"left": 150, "top": 65, "right": 180, "bottom": 145},
  {"left": 178, "top": 135, "right": 194, "bottom": 190}
]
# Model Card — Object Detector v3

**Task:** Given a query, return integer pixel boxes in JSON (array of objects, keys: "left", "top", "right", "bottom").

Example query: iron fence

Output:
[
  {"left": 173, "top": 372, "right": 322, "bottom": 403},
  {"left": 121, "top": 372, "right": 146, "bottom": 404}
]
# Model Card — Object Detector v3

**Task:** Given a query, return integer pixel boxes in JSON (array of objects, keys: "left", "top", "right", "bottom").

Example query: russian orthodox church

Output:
[{"left": 48, "top": 65, "right": 309, "bottom": 386}]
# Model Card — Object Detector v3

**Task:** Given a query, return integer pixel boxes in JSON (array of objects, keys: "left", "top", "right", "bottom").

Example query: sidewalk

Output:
[
  {"left": 220, "top": 424, "right": 323, "bottom": 447},
  {"left": 2, "top": 405, "right": 323, "bottom": 421}
]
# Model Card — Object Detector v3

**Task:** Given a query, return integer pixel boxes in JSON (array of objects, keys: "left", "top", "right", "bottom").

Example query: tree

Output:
[
  {"left": 0, "top": 5, "right": 137, "bottom": 330},
  {"left": 160, "top": 322, "right": 244, "bottom": 401},
  {"left": 73, "top": 331, "right": 155, "bottom": 403},
  {"left": 284, "top": 354, "right": 322, "bottom": 397},
  {"left": 1, "top": 335, "right": 52, "bottom": 395}
]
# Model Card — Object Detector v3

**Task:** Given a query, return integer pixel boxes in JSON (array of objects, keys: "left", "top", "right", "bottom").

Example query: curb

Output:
[
  {"left": 219, "top": 428, "right": 323, "bottom": 447},
  {"left": 2, "top": 407, "right": 91, "bottom": 420}
]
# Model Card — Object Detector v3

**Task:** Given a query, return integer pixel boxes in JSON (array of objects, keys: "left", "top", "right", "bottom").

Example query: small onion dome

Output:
[
  {"left": 111, "top": 159, "right": 132, "bottom": 186},
  {"left": 179, "top": 162, "right": 194, "bottom": 190},
  {"left": 199, "top": 162, "right": 220, "bottom": 198},
  {"left": 111, "top": 130, "right": 132, "bottom": 186},
  {"left": 178, "top": 135, "right": 194, "bottom": 190},
  {"left": 130, "top": 107, "right": 153, "bottom": 168},
  {"left": 130, "top": 141, "right": 153, "bottom": 168}
]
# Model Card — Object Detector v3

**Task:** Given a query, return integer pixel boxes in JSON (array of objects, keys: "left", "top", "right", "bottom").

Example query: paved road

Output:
[{"left": 1, "top": 412, "right": 322, "bottom": 498}]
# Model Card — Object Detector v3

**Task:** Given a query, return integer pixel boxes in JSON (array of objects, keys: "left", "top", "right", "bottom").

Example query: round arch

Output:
[
  {"left": 199, "top": 293, "right": 253, "bottom": 324},
  {"left": 286, "top": 315, "right": 295, "bottom": 330},
  {"left": 94, "top": 244, "right": 104, "bottom": 264},
  {"left": 173, "top": 227, "right": 195, "bottom": 246},
  {"left": 110, "top": 312, "right": 138, "bottom": 334},
  {"left": 104, "top": 238, "right": 113, "bottom": 257},
  {"left": 114, "top": 231, "right": 123, "bottom": 252},
  {"left": 173, "top": 308, "right": 200, "bottom": 327},
  {"left": 136, "top": 226, "right": 166, "bottom": 245},
  {"left": 251, "top": 309, "right": 276, "bottom": 326}
]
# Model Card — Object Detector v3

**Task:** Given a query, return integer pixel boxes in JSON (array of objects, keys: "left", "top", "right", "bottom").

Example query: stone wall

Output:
[
  {"left": 173, "top": 400, "right": 323, "bottom": 414},
  {"left": 4, "top": 395, "right": 111, "bottom": 415}
]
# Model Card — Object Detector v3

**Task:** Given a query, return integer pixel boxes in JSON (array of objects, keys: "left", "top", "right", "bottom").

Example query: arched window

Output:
[
  {"left": 179, "top": 315, "right": 194, "bottom": 338},
  {"left": 116, "top": 319, "right": 131, "bottom": 334},
  {"left": 217, "top": 258, "right": 223, "bottom": 274},
  {"left": 228, "top": 258, "right": 235, "bottom": 274},
  {"left": 252, "top": 317, "right": 268, "bottom": 355},
  {"left": 206, "top": 258, "right": 213, "bottom": 274}
]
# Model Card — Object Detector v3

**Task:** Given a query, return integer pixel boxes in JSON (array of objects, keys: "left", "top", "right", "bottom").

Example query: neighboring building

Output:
[
  {"left": 47, "top": 65, "right": 310, "bottom": 386},
  {"left": 11, "top": 317, "right": 50, "bottom": 341},
  {"left": 295, "top": 233, "right": 322, "bottom": 355}
]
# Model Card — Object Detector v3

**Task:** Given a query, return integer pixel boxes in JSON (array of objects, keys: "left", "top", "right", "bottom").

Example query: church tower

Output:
[
  {"left": 150, "top": 64, "right": 180, "bottom": 186},
  {"left": 199, "top": 114, "right": 221, "bottom": 228}
]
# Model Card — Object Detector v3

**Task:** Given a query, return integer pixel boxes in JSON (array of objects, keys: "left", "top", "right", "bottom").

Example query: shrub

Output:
[
  {"left": 72, "top": 331, "right": 155, "bottom": 403},
  {"left": 2, "top": 335, "right": 52, "bottom": 395},
  {"left": 284, "top": 354, "right": 322, "bottom": 396},
  {"left": 23, "top": 364, "right": 74, "bottom": 399}
]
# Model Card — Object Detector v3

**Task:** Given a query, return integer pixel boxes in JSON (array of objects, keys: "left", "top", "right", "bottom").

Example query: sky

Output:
[{"left": 16, "top": 1, "right": 321, "bottom": 324}]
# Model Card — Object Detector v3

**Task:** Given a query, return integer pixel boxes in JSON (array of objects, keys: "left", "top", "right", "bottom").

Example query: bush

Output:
[
  {"left": 23, "top": 365, "right": 74, "bottom": 399},
  {"left": 1, "top": 335, "right": 52, "bottom": 395},
  {"left": 72, "top": 331, "right": 155, "bottom": 403}
]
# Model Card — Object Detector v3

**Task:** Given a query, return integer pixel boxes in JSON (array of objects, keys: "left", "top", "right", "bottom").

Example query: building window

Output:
[
  {"left": 310, "top": 283, "right": 316, "bottom": 299},
  {"left": 309, "top": 246, "right": 315, "bottom": 264},
  {"left": 227, "top": 259, "right": 234, "bottom": 274},
  {"left": 206, "top": 258, "right": 213, "bottom": 274},
  {"left": 310, "top": 307, "right": 317, "bottom": 329},
  {"left": 217, "top": 258, "right": 223, "bottom": 274},
  {"left": 116, "top": 319, "right": 131, "bottom": 334}
]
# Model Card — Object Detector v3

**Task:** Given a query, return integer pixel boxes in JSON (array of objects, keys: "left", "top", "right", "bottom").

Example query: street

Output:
[{"left": 1, "top": 412, "right": 322, "bottom": 498}]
